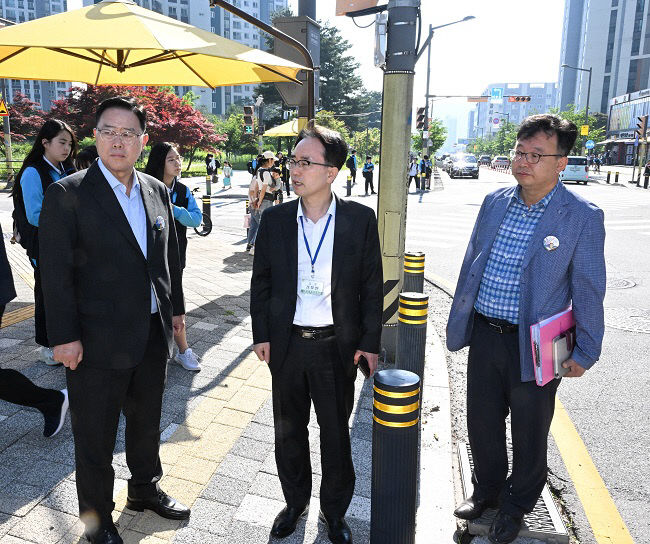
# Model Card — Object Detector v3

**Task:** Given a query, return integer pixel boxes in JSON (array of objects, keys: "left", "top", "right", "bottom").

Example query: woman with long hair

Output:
[
  {"left": 145, "top": 142, "right": 202, "bottom": 372},
  {"left": 11, "top": 119, "right": 77, "bottom": 365}
]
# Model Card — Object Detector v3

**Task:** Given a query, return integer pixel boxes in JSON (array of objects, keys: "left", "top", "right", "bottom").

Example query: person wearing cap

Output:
[
  {"left": 246, "top": 150, "right": 278, "bottom": 253},
  {"left": 250, "top": 124, "right": 383, "bottom": 544}
]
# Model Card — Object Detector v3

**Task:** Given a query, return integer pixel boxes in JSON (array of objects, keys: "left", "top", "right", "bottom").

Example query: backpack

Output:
[
  {"left": 346, "top": 156, "right": 355, "bottom": 170},
  {"left": 247, "top": 161, "right": 254, "bottom": 174}
]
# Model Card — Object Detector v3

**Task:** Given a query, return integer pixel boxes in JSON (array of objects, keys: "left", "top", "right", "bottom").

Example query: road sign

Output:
[
  {"left": 580, "top": 124, "right": 589, "bottom": 136},
  {"left": 634, "top": 134, "right": 639, "bottom": 147},
  {"left": 422, "top": 131, "right": 428, "bottom": 138},
  {"left": 492, "top": 117, "right": 501, "bottom": 125},
  {"left": 0, "top": 99, "right": 7, "bottom": 117},
  {"left": 585, "top": 140, "right": 595, "bottom": 150},
  {"left": 490, "top": 87, "right": 503, "bottom": 104},
  {"left": 467, "top": 96, "right": 488, "bottom": 102}
]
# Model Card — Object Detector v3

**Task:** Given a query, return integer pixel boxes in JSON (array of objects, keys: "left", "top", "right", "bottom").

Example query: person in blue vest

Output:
[
  {"left": 11, "top": 119, "right": 77, "bottom": 366},
  {"left": 419, "top": 154, "right": 432, "bottom": 189},
  {"left": 145, "top": 142, "right": 202, "bottom": 372},
  {"left": 362, "top": 155, "right": 376, "bottom": 195}
]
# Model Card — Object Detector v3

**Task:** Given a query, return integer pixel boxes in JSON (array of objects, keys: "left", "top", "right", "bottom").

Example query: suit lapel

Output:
[
  {"left": 282, "top": 200, "right": 299, "bottom": 290},
  {"left": 479, "top": 189, "right": 513, "bottom": 255},
  {"left": 331, "top": 194, "right": 350, "bottom": 296},
  {"left": 521, "top": 182, "right": 568, "bottom": 270},
  {"left": 85, "top": 163, "right": 144, "bottom": 259},
  {"left": 138, "top": 173, "right": 156, "bottom": 262}
]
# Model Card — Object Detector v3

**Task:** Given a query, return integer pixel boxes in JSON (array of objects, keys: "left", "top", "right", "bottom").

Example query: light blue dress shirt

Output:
[{"left": 98, "top": 159, "right": 158, "bottom": 314}]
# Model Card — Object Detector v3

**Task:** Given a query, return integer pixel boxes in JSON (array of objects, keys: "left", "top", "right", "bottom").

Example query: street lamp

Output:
[
  {"left": 419, "top": 15, "right": 476, "bottom": 157},
  {"left": 561, "top": 63, "right": 592, "bottom": 129}
]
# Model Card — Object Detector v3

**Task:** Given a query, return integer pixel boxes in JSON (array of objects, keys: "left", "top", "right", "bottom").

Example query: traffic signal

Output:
[
  {"left": 636, "top": 115, "right": 648, "bottom": 138},
  {"left": 416, "top": 107, "right": 426, "bottom": 130},
  {"left": 243, "top": 105, "right": 254, "bottom": 135},
  {"left": 508, "top": 96, "right": 531, "bottom": 102}
]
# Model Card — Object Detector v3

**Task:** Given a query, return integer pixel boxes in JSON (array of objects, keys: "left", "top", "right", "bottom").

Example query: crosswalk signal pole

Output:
[{"left": 377, "top": 0, "right": 420, "bottom": 362}]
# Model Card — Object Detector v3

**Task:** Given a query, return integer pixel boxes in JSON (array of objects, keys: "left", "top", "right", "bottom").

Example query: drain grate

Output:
[
  {"left": 607, "top": 278, "right": 636, "bottom": 289},
  {"left": 604, "top": 307, "right": 650, "bottom": 333},
  {"left": 458, "top": 442, "right": 569, "bottom": 544}
]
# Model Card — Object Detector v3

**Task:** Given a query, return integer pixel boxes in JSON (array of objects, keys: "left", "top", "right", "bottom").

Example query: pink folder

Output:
[{"left": 530, "top": 307, "right": 575, "bottom": 386}]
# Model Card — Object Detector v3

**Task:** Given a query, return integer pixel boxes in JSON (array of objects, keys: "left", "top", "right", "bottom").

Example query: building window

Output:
[
  {"left": 631, "top": 0, "right": 645, "bottom": 56},
  {"left": 224, "top": 30, "right": 230, "bottom": 38},
  {"left": 244, "top": 33, "right": 249, "bottom": 39},
  {"left": 605, "top": 9, "right": 618, "bottom": 73},
  {"left": 233, "top": 31, "right": 241, "bottom": 39},
  {"left": 234, "top": 85, "right": 242, "bottom": 92},
  {"left": 233, "top": 21, "right": 241, "bottom": 28},
  {"left": 601, "top": 76, "right": 611, "bottom": 113},
  {"left": 627, "top": 58, "right": 650, "bottom": 92},
  {"left": 168, "top": 6, "right": 176, "bottom": 16}
]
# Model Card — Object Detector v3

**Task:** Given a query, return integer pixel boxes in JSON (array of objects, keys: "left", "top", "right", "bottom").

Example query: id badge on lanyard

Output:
[{"left": 299, "top": 214, "right": 331, "bottom": 297}]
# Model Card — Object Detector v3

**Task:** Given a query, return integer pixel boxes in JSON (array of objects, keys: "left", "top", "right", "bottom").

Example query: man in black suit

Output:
[
  {"left": 39, "top": 97, "right": 189, "bottom": 544},
  {"left": 250, "top": 124, "right": 383, "bottom": 544}
]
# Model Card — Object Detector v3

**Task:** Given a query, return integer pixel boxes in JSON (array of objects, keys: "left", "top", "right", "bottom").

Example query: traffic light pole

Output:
[
  {"left": 423, "top": 24, "right": 432, "bottom": 159},
  {"left": 377, "top": 0, "right": 420, "bottom": 362}
]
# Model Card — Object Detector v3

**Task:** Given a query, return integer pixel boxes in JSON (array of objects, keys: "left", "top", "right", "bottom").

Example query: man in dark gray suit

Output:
[{"left": 39, "top": 97, "right": 189, "bottom": 544}]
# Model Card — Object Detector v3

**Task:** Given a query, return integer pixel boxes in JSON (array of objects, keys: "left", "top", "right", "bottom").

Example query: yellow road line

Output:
[{"left": 551, "top": 398, "right": 634, "bottom": 544}]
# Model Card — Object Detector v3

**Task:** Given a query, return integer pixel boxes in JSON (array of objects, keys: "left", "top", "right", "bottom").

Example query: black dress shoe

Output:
[
  {"left": 488, "top": 510, "right": 523, "bottom": 544},
  {"left": 125, "top": 490, "right": 190, "bottom": 520},
  {"left": 85, "top": 528, "right": 123, "bottom": 544},
  {"left": 318, "top": 511, "right": 352, "bottom": 544},
  {"left": 453, "top": 495, "right": 498, "bottom": 520},
  {"left": 270, "top": 505, "right": 309, "bottom": 538}
]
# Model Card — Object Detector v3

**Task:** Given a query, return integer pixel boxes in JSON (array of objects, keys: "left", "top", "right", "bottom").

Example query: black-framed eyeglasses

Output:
[
  {"left": 286, "top": 158, "right": 336, "bottom": 170},
  {"left": 509, "top": 149, "right": 565, "bottom": 164}
]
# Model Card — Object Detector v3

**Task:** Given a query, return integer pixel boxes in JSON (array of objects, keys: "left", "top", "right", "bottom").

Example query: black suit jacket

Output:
[
  {"left": 250, "top": 195, "right": 383, "bottom": 377},
  {"left": 0, "top": 224, "right": 17, "bottom": 307},
  {"left": 38, "top": 162, "right": 184, "bottom": 369}
]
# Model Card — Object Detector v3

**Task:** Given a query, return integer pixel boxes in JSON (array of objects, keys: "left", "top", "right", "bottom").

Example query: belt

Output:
[
  {"left": 292, "top": 325, "right": 335, "bottom": 340},
  {"left": 263, "top": 193, "right": 276, "bottom": 201},
  {"left": 476, "top": 312, "right": 518, "bottom": 334}
]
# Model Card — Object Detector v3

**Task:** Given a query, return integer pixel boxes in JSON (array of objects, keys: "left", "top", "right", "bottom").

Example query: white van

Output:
[{"left": 560, "top": 156, "right": 589, "bottom": 184}]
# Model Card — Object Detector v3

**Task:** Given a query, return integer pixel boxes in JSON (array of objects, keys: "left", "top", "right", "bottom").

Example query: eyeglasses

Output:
[
  {"left": 509, "top": 149, "right": 565, "bottom": 164},
  {"left": 96, "top": 128, "right": 144, "bottom": 143},
  {"left": 286, "top": 158, "right": 336, "bottom": 170}
]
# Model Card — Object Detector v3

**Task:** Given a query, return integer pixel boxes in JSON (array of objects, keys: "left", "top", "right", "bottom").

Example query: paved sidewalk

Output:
[{"left": 0, "top": 183, "right": 456, "bottom": 543}]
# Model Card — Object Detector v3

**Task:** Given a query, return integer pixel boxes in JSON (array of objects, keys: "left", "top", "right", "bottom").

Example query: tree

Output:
[
  {"left": 6, "top": 92, "right": 46, "bottom": 141},
  {"left": 314, "top": 110, "right": 349, "bottom": 141},
  {"left": 214, "top": 112, "right": 258, "bottom": 157},
  {"left": 550, "top": 105, "right": 607, "bottom": 155},
  {"left": 411, "top": 118, "right": 447, "bottom": 155},
  {"left": 350, "top": 128, "right": 380, "bottom": 159},
  {"left": 47, "top": 85, "right": 225, "bottom": 165}
]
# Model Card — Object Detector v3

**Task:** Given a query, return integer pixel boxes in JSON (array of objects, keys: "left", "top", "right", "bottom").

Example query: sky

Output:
[{"left": 288, "top": 0, "right": 566, "bottom": 138}]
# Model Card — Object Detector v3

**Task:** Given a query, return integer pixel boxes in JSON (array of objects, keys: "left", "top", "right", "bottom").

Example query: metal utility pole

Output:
[
  {"left": 423, "top": 24, "right": 432, "bottom": 159},
  {"left": 377, "top": 0, "right": 420, "bottom": 361}
]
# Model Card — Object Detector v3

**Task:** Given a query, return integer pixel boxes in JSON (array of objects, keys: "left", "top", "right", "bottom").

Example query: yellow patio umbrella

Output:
[
  {"left": 264, "top": 118, "right": 308, "bottom": 137},
  {"left": 0, "top": 0, "right": 307, "bottom": 87}
]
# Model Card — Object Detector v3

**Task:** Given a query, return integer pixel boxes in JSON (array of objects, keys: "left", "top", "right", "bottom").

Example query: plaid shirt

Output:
[{"left": 474, "top": 182, "right": 560, "bottom": 323}]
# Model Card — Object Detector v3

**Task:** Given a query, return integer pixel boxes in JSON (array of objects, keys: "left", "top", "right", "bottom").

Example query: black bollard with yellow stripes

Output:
[
  {"left": 403, "top": 252, "right": 425, "bottom": 293},
  {"left": 371, "top": 369, "right": 421, "bottom": 544},
  {"left": 395, "top": 292, "right": 428, "bottom": 381}
]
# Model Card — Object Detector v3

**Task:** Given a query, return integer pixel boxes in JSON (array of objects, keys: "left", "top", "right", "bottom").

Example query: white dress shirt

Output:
[
  {"left": 98, "top": 159, "right": 158, "bottom": 314},
  {"left": 293, "top": 196, "right": 336, "bottom": 327}
]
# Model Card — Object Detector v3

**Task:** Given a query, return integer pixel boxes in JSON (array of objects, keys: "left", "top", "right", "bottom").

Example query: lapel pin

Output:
[
  {"left": 153, "top": 216, "right": 166, "bottom": 231},
  {"left": 543, "top": 235, "right": 559, "bottom": 251}
]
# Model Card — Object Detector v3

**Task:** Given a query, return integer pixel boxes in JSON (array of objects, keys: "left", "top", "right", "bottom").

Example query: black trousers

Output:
[
  {"left": 350, "top": 168, "right": 357, "bottom": 185},
  {"left": 0, "top": 304, "right": 62, "bottom": 411},
  {"left": 408, "top": 175, "right": 419, "bottom": 190},
  {"left": 32, "top": 263, "right": 48, "bottom": 347},
  {"left": 272, "top": 331, "right": 356, "bottom": 518},
  {"left": 467, "top": 314, "right": 559, "bottom": 517},
  {"left": 66, "top": 315, "right": 168, "bottom": 531},
  {"left": 363, "top": 172, "right": 374, "bottom": 194}
]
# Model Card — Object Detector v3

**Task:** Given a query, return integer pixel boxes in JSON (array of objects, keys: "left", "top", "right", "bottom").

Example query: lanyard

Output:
[{"left": 299, "top": 213, "right": 332, "bottom": 275}]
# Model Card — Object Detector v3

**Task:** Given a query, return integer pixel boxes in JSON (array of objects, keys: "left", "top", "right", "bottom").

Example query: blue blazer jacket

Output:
[{"left": 446, "top": 182, "right": 606, "bottom": 382}]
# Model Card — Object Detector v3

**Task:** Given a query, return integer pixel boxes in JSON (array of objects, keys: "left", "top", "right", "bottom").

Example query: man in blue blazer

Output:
[{"left": 446, "top": 114, "right": 606, "bottom": 544}]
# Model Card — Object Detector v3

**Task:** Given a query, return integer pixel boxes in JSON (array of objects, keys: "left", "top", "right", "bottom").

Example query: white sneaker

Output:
[
  {"left": 250, "top": 246, "right": 255, "bottom": 256},
  {"left": 174, "top": 348, "right": 201, "bottom": 372},
  {"left": 39, "top": 346, "right": 61, "bottom": 366}
]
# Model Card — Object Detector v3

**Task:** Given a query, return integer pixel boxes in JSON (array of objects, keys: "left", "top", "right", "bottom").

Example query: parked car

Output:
[
  {"left": 491, "top": 155, "right": 510, "bottom": 168},
  {"left": 478, "top": 155, "right": 491, "bottom": 166},
  {"left": 559, "top": 156, "right": 589, "bottom": 184},
  {"left": 449, "top": 154, "right": 480, "bottom": 179}
]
